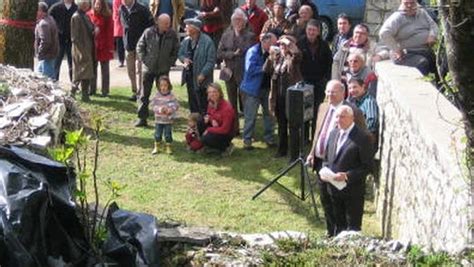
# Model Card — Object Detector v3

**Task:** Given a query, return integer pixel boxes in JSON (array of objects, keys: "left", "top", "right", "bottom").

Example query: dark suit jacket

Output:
[
  {"left": 309, "top": 100, "right": 367, "bottom": 161},
  {"left": 120, "top": 2, "right": 154, "bottom": 51},
  {"left": 323, "top": 125, "right": 372, "bottom": 196}
]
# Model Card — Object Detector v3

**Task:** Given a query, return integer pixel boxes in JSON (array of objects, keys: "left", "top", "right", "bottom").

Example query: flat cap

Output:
[
  {"left": 274, "top": 0, "right": 286, "bottom": 7},
  {"left": 184, "top": 18, "right": 202, "bottom": 30}
]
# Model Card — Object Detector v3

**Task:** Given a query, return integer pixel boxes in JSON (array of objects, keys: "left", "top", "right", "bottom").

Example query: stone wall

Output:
[
  {"left": 364, "top": 0, "right": 399, "bottom": 38},
  {"left": 374, "top": 61, "right": 472, "bottom": 253}
]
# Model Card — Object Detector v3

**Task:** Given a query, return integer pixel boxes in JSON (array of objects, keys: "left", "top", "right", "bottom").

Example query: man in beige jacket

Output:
[{"left": 149, "top": 0, "right": 185, "bottom": 33}]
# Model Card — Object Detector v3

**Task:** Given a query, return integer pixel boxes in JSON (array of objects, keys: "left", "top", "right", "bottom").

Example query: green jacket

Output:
[
  {"left": 137, "top": 26, "right": 179, "bottom": 75},
  {"left": 178, "top": 33, "right": 216, "bottom": 91}
]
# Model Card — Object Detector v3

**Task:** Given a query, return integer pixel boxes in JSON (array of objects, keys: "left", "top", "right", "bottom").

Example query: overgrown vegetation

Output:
[{"left": 49, "top": 115, "right": 125, "bottom": 256}]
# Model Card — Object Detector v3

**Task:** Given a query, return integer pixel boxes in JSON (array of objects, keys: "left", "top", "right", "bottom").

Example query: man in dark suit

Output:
[
  {"left": 306, "top": 79, "right": 366, "bottom": 237},
  {"left": 322, "top": 105, "right": 372, "bottom": 234}
]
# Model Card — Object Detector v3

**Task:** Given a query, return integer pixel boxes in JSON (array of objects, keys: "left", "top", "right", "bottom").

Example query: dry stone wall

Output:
[
  {"left": 374, "top": 61, "right": 472, "bottom": 253},
  {"left": 364, "top": 0, "right": 399, "bottom": 38}
]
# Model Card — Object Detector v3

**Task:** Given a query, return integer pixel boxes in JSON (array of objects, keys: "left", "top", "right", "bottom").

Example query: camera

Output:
[{"left": 270, "top": 45, "right": 281, "bottom": 54}]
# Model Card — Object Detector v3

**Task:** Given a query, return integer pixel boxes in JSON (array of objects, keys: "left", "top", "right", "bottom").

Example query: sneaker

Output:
[
  {"left": 222, "top": 143, "right": 234, "bottom": 157},
  {"left": 243, "top": 141, "right": 254, "bottom": 151},
  {"left": 134, "top": 119, "right": 147, "bottom": 127}
]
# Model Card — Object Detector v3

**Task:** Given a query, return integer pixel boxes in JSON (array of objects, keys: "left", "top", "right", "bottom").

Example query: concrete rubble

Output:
[{"left": 0, "top": 65, "right": 82, "bottom": 149}]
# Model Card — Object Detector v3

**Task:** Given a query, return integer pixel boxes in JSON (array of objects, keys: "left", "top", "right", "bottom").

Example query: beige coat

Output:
[
  {"left": 150, "top": 0, "right": 185, "bottom": 32},
  {"left": 71, "top": 10, "right": 94, "bottom": 81}
]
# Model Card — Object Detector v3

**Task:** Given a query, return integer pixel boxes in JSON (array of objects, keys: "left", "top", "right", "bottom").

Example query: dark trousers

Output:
[
  {"left": 331, "top": 187, "right": 365, "bottom": 235},
  {"left": 90, "top": 60, "right": 110, "bottom": 96},
  {"left": 154, "top": 123, "right": 173, "bottom": 143},
  {"left": 225, "top": 76, "right": 240, "bottom": 135},
  {"left": 73, "top": 79, "right": 91, "bottom": 101},
  {"left": 276, "top": 92, "right": 299, "bottom": 160},
  {"left": 185, "top": 76, "right": 207, "bottom": 114},
  {"left": 139, "top": 71, "right": 168, "bottom": 120},
  {"left": 54, "top": 40, "right": 73, "bottom": 81},
  {"left": 115, "top": 37, "right": 125, "bottom": 65},
  {"left": 201, "top": 132, "right": 232, "bottom": 151},
  {"left": 314, "top": 159, "right": 336, "bottom": 237}
]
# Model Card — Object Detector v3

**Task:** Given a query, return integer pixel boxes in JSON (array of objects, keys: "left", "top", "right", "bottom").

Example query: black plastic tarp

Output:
[
  {"left": 0, "top": 145, "right": 90, "bottom": 266},
  {"left": 103, "top": 202, "right": 160, "bottom": 267}
]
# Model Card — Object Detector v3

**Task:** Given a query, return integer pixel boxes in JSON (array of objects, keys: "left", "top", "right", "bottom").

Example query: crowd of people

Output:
[{"left": 34, "top": 0, "right": 438, "bottom": 237}]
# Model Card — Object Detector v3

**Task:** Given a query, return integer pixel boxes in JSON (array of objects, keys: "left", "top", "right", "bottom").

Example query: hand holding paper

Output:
[{"left": 319, "top": 167, "right": 347, "bottom": 190}]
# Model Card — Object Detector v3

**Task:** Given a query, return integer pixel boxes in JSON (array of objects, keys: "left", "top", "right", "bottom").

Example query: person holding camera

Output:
[
  {"left": 178, "top": 18, "right": 216, "bottom": 114},
  {"left": 264, "top": 35, "right": 302, "bottom": 160},
  {"left": 241, "top": 32, "right": 278, "bottom": 150}
]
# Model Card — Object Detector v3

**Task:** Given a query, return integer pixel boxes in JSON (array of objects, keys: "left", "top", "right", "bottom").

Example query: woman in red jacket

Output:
[
  {"left": 201, "top": 83, "right": 235, "bottom": 155},
  {"left": 87, "top": 0, "right": 114, "bottom": 97},
  {"left": 112, "top": 0, "right": 125, "bottom": 67}
]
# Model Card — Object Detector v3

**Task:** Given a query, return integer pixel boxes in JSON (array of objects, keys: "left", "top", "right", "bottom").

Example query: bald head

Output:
[
  {"left": 335, "top": 105, "right": 355, "bottom": 130},
  {"left": 325, "top": 80, "right": 345, "bottom": 105},
  {"left": 156, "top": 14, "right": 171, "bottom": 33}
]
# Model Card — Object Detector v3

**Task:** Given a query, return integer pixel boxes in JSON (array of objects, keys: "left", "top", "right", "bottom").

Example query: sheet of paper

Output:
[{"left": 319, "top": 167, "right": 347, "bottom": 190}]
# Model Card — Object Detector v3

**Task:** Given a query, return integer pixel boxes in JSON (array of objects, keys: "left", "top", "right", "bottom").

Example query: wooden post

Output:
[{"left": 0, "top": 0, "right": 38, "bottom": 69}]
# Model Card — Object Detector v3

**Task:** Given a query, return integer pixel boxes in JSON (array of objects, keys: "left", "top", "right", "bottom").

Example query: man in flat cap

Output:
[{"left": 178, "top": 18, "right": 216, "bottom": 114}]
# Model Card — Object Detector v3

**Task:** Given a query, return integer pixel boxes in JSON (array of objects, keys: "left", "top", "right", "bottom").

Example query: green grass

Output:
[{"left": 78, "top": 85, "right": 380, "bottom": 236}]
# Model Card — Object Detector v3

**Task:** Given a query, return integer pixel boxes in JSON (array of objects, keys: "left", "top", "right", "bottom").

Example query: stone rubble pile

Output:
[
  {"left": 158, "top": 226, "right": 443, "bottom": 265},
  {"left": 0, "top": 65, "right": 82, "bottom": 148}
]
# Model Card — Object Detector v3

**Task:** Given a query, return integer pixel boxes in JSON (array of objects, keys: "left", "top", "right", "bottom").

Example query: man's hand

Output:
[
  {"left": 204, "top": 115, "right": 210, "bottom": 124},
  {"left": 197, "top": 74, "right": 205, "bottom": 85},
  {"left": 392, "top": 49, "right": 404, "bottom": 61},
  {"left": 334, "top": 172, "right": 348, "bottom": 181},
  {"left": 306, "top": 154, "right": 314, "bottom": 167},
  {"left": 426, "top": 35, "right": 436, "bottom": 47},
  {"left": 183, "top": 58, "right": 193, "bottom": 68}
]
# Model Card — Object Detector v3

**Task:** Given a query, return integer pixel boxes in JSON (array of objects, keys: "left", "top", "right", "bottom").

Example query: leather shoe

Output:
[
  {"left": 128, "top": 95, "right": 137, "bottom": 101},
  {"left": 134, "top": 119, "right": 147, "bottom": 127}
]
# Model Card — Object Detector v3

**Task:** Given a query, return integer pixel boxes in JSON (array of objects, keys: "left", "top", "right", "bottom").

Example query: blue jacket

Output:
[{"left": 240, "top": 43, "right": 266, "bottom": 97}]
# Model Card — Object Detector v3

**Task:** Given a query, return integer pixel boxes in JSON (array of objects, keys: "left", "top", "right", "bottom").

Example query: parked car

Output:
[{"left": 313, "top": 0, "right": 366, "bottom": 40}]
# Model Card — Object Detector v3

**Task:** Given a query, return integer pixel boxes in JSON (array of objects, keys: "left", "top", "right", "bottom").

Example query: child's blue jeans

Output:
[{"left": 155, "top": 123, "right": 173, "bottom": 143}]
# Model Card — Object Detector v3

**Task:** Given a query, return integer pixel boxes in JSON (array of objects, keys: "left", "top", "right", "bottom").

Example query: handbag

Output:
[{"left": 219, "top": 67, "right": 233, "bottom": 82}]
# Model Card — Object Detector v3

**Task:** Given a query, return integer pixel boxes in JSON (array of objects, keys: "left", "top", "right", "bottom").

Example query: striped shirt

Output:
[{"left": 351, "top": 93, "right": 379, "bottom": 134}]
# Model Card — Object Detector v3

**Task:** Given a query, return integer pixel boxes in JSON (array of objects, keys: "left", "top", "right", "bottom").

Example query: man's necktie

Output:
[{"left": 318, "top": 108, "right": 334, "bottom": 156}]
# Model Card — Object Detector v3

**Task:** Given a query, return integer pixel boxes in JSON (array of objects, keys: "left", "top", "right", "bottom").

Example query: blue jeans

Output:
[
  {"left": 154, "top": 124, "right": 173, "bottom": 143},
  {"left": 36, "top": 59, "right": 56, "bottom": 79},
  {"left": 242, "top": 89, "right": 274, "bottom": 144}
]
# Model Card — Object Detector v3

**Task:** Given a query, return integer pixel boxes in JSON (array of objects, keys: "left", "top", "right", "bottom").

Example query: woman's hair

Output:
[
  {"left": 94, "top": 0, "right": 112, "bottom": 17},
  {"left": 231, "top": 8, "right": 248, "bottom": 24},
  {"left": 188, "top": 112, "right": 201, "bottom": 123},
  {"left": 347, "top": 77, "right": 365, "bottom": 87},
  {"left": 207, "top": 83, "right": 224, "bottom": 100},
  {"left": 157, "top": 75, "right": 173, "bottom": 91}
]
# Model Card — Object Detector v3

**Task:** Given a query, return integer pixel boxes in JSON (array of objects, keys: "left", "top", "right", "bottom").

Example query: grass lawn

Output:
[{"left": 79, "top": 85, "right": 380, "bottom": 237}]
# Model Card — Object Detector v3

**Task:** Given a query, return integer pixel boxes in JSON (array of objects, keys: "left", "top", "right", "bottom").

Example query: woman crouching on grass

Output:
[
  {"left": 200, "top": 83, "right": 236, "bottom": 156},
  {"left": 151, "top": 76, "right": 179, "bottom": 155}
]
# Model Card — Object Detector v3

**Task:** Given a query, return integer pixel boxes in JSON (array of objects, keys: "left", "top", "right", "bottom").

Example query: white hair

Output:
[{"left": 231, "top": 8, "right": 248, "bottom": 24}]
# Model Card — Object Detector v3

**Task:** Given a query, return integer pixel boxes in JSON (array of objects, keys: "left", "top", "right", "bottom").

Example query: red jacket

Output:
[
  {"left": 206, "top": 99, "right": 235, "bottom": 135},
  {"left": 240, "top": 4, "right": 268, "bottom": 38},
  {"left": 112, "top": 0, "right": 123, "bottom": 37},
  {"left": 87, "top": 10, "right": 114, "bottom": 61}
]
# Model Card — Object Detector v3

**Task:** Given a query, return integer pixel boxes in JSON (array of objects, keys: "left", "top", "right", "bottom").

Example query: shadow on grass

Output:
[
  {"left": 170, "top": 142, "right": 324, "bottom": 229},
  {"left": 101, "top": 130, "right": 155, "bottom": 149},
  {"left": 87, "top": 94, "right": 137, "bottom": 114}
]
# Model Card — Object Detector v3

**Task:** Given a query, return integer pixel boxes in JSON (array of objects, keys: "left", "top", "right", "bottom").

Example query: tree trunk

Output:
[
  {"left": 0, "top": 0, "right": 38, "bottom": 68},
  {"left": 439, "top": 0, "right": 474, "bottom": 156}
]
